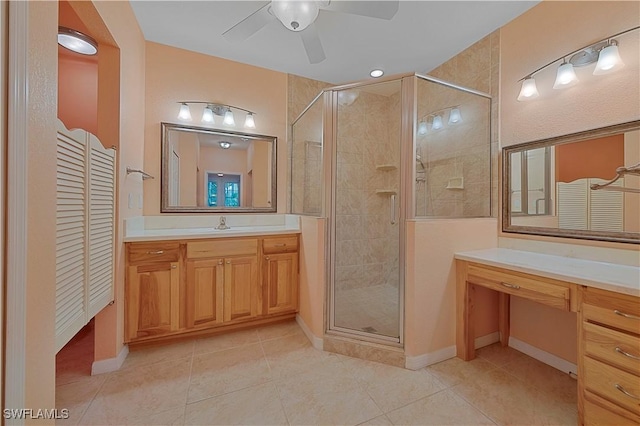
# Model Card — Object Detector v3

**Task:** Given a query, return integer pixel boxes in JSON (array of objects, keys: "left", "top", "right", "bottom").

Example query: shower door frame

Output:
[{"left": 324, "top": 74, "right": 415, "bottom": 346}]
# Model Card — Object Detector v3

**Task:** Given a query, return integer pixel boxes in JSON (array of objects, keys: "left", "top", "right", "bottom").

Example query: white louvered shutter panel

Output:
[
  {"left": 87, "top": 135, "right": 116, "bottom": 318},
  {"left": 557, "top": 180, "right": 588, "bottom": 230},
  {"left": 589, "top": 178, "right": 624, "bottom": 232},
  {"left": 56, "top": 128, "right": 87, "bottom": 352}
]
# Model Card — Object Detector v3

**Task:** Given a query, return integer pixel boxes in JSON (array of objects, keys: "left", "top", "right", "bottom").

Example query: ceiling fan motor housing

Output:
[{"left": 271, "top": 0, "right": 321, "bottom": 32}]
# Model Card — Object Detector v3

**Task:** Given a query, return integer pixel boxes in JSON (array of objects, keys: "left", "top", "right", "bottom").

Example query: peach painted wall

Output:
[
  {"left": 143, "top": 41, "right": 288, "bottom": 215},
  {"left": 58, "top": 0, "right": 98, "bottom": 134},
  {"left": 555, "top": 135, "right": 624, "bottom": 183},
  {"left": 499, "top": 1, "right": 640, "bottom": 364},
  {"left": 83, "top": 0, "right": 146, "bottom": 363},
  {"left": 404, "top": 218, "right": 498, "bottom": 358},
  {"left": 298, "top": 216, "right": 327, "bottom": 338}
]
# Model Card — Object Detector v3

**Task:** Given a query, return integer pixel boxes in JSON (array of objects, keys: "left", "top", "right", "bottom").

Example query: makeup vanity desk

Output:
[{"left": 454, "top": 248, "right": 640, "bottom": 425}]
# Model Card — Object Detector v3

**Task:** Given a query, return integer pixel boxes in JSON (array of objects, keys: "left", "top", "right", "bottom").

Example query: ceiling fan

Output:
[{"left": 222, "top": 1, "right": 399, "bottom": 64}]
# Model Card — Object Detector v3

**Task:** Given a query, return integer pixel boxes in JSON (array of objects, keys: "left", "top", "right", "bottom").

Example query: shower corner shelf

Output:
[
  {"left": 375, "top": 189, "right": 397, "bottom": 195},
  {"left": 445, "top": 177, "right": 464, "bottom": 190},
  {"left": 376, "top": 164, "right": 397, "bottom": 171}
]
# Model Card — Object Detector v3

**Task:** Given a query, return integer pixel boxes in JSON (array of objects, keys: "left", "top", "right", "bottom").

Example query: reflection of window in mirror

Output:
[
  {"left": 206, "top": 173, "right": 241, "bottom": 207},
  {"left": 510, "top": 147, "right": 552, "bottom": 216}
]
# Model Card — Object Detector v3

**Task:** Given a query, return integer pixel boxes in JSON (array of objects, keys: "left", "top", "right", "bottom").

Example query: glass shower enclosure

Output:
[{"left": 291, "top": 74, "right": 491, "bottom": 346}]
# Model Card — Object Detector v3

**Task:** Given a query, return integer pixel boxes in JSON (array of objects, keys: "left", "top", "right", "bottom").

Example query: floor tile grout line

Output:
[
  {"left": 182, "top": 340, "right": 196, "bottom": 424},
  {"left": 271, "top": 376, "right": 293, "bottom": 426},
  {"left": 447, "top": 384, "right": 502, "bottom": 426},
  {"left": 381, "top": 387, "right": 450, "bottom": 418},
  {"left": 73, "top": 372, "right": 110, "bottom": 425}
]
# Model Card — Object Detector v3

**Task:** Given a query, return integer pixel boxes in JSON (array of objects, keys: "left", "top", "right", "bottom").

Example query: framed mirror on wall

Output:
[
  {"left": 503, "top": 120, "right": 640, "bottom": 244},
  {"left": 161, "top": 122, "right": 277, "bottom": 213}
]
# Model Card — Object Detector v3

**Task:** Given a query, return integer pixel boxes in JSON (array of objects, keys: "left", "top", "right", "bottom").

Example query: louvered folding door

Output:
[{"left": 56, "top": 120, "right": 116, "bottom": 352}]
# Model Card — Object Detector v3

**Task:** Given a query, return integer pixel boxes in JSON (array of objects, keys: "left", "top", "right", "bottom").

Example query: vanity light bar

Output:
[
  {"left": 516, "top": 25, "right": 639, "bottom": 101},
  {"left": 176, "top": 101, "right": 257, "bottom": 129}
]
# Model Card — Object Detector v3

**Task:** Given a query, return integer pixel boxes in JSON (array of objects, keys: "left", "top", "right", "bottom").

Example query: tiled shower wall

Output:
[
  {"left": 334, "top": 86, "right": 401, "bottom": 292},
  {"left": 418, "top": 31, "right": 499, "bottom": 217}
]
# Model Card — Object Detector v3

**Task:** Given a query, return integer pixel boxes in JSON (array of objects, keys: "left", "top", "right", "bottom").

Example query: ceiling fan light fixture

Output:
[{"left": 271, "top": 0, "right": 320, "bottom": 32}]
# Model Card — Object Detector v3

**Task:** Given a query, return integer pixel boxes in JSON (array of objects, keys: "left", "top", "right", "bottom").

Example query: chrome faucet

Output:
[{"left": 215, "top": 216, "right": 230, "bottom": 230}]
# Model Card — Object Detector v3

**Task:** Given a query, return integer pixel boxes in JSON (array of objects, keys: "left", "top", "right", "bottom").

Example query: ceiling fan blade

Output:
[
  {"left": 300, "top": 23, "right": 326, "bottom": 64},
  {"left": 324, "top": 0, "right": 399, "bottom": 20},
  {"left": 222, "top": 2, "right": 274, "bottom": 43}
]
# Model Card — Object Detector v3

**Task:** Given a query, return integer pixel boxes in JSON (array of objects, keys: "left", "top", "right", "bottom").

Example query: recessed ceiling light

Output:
[
  {"left": 57, "top": 26, "right": 98, "bottom": 56},
  {"left": 370, "top": 69, "right": 384, "bottom": 78},
  {"left": 219, "top": 141, "right": 231, "bottom": 149}
]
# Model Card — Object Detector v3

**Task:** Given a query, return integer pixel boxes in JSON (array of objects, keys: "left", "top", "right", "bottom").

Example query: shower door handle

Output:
[{"left": 390, "top": 194, "right": 397, "bottom": 225}]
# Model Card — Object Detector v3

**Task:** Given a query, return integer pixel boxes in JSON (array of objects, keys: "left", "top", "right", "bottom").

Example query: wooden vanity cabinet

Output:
[
  {"left": 125, "top": 234, "right": 298, "bottom": 344},
  {"left": 125, "top": 243, "right": 181, "bottom": 342},
  {"left": 579, "top": 287, "right": 640, "bottom": 425},
  {"left": 262, "top": 236, "right": 299, "bottom": 315}
]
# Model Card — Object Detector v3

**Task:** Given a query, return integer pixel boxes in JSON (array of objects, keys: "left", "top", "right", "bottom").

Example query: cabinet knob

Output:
[
  {"left": 171, "top": 265, "right": 177, "bottom": 269},
  {"left": 265, "top": 256, "right": 270, "bottom": 260},
  {"left": 218, "top": 260, "right": 223, "bottom": 265},
  {"left": 226, "top": 260, "right": 231, "bottom": 264},
  {"left": 147, "top": 250, "right": 164, "bottom": 255}
]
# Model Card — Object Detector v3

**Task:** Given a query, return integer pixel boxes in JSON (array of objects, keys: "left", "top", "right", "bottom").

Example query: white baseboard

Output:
[
  {"left": 91, "top": 344, "right": 129, "bottom": 375},
  {"left": 509, "top": 336, "right": 577, "bottom": 375},
  {"left": 405, "top": 345, "right": 456, "bottom": 370},
  {"left": 296, "top": 314, "right": 323, "bottom": 350},
  {"left": 475, "top": 331, "right": 500, "bottom": 349},
  {"left": 405, "top": 332, "right": 500, "bottom": 371}
]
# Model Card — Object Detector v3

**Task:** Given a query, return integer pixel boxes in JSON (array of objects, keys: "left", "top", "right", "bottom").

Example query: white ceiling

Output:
[{"left": 130, "top": 1, "right": 538, "bottom": 84}]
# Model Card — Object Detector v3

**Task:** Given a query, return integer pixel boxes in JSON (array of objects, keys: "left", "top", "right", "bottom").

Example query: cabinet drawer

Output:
[
  {"left": 584, "top": 357, "right": 640, "bottom": 415},
  {"left": 187, "top": 238, "right": 257, "bottom": 259},
  {"left": 583, "top": 288, "right": 640, "bottom": 335},
  {"left": 467, "top": 264, "right": 572, "bottom": 311},
  {"left": 263, "top": 236, "right": 299, "bottom": 254},
  {"left": 128, "top": 242, "right": 181, "bottom": 263},
  {"left": 584, "top": 322, "right": 640, "bottom": 376},
  {"left": 584, "top": 392, "right": 640, "bottom": 426}
]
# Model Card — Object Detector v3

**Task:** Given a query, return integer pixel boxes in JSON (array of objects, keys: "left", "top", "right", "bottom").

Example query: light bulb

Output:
[
  {"left": 219, "top": 141, "right": 231, "bottom": 149},
  {"left": 418, "top": 120, "right": 428, "bottom": 135},
  {"left": 594, "top": 42, "right": 624, "bottom": 75},
  {"left": 448, "top": 107, "right": 462, "bottom": 124},
  {"left": 517, "top": 77, "right": 539, "bottom": 101},
  {"left": 553, "top": 62, "right": 578, "bottom": 89},
  {"left": 271, "top": 1, "right": 319, "bottom": 32},
  {"left": 201, "top": 106, "right": 214, "bottom": 123},
  {"left": 431, "top": 115, "right": 443, "bottom": 130},
  {"left": 244, "top": 113, "right": 256, "bottom": 129},
  {"left": 223, "top": 108, "right": 235, "bottom": 126},
  {"left": 178, "top": 103, "right": 192, "bottom": 120}
]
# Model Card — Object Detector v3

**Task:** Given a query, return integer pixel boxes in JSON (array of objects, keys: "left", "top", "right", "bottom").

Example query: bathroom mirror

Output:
[
  {"left": 161, "top": 122, "right": 277, "bottom": 213},
  {"left": 502, "top": 120, "right": 640, "bottom": 244}
]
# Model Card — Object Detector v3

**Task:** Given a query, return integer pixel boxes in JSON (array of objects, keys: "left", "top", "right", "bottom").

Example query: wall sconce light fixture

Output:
[
  {"left": 517, "top": 25, "right": 638, "bottom": 101},
  {"left": 418, "top": 105, "right": 463, "bottom": 134},
  {"left": 177, "top": 102, "right": 257, "bottom": 129}
]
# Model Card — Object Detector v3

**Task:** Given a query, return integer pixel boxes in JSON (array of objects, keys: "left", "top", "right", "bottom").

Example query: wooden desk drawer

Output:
[
  {"left": 467, "top": 264, "right": 572, "bottom": 311},
  {"left": 128, "top": 242, "right": 181, "bottom": 263},
  {"left": 584, "top": 357, "right": 640, "bottom": 416},
  {"left": 583, "top": 288, "right": 640, "bottom": 335},
  {"left": 584, "top": 322, "right": 640, "bottom": 376},
  {"left": 263, "top": 236, "right": 298, "bottom": 254},
  {"left": 187, "top": 239, "right": 257, "bottom": 259},
  {"left": 584, "top": 392, "right": 640, "bottom": 425}
]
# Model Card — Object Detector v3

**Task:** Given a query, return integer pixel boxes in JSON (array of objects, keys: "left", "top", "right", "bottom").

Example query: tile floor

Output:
[{"left": 56, "top": 320, "right": 577, "bottom": 425}]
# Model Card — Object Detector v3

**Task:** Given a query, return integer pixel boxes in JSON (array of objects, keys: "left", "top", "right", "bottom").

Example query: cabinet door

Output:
[
  {"left": 223, "top": 256, "right": 259, "bottom": 322},
  {"left": 126, "top": 262, "right": 179, "bottom": 342},
  {"left": 186, "top": 258, "right": 224, "bottom": 329},
  {"left": 263, "top": 253, "right": 299, "bottom": 315}
]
